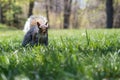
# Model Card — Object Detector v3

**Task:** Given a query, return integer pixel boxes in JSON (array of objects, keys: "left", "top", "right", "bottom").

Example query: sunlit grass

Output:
[{"left": 0, "top": 24, "right": 120, "bottom": 80}]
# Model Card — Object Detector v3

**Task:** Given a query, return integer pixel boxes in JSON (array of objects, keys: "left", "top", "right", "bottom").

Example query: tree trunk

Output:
[
  {"left": 72, "top": 0, "right": 78, "bottom": 28},
  {"left": 13, "top": 0, "right": 17, "bottom": 23},
  {"left": 63, "top": 0, "right": 72, "bottom": 29},
  {"left": 0, "top": 3, "right": 2, "bottom": 23},
  {"left": 114, "top": 3, "right": 120, "bottom": 28},
  {"left": 0, "top": 2, "right": 7, "bottom": 24},
  {"left": 49, "top": 0, "right": 53, "bottom": 11},
  {"left": 28, "top": 0, "right": 34, "bottom": 17},
  {"left": 45, "top": 0, "right": 50, "bottom": 28},
  {"left": 106, "top": 0, "right": 113, "bottom": 28},
  {"left": 7, "top": 0, "right": 11, "bottom": 26}
]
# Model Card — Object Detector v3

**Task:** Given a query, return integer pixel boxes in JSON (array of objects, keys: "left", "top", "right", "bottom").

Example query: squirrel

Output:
[{"left": 22, "top": 15, "right": 48, "bottom": 47}]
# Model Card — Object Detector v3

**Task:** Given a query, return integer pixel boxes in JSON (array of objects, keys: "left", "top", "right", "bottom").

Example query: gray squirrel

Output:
[{"left": 22, "top": 16, "right": 48, "bottom": 47}]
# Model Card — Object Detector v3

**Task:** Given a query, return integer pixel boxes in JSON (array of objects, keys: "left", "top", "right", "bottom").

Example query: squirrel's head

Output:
[{"left": 37, "top": 22, "right": 48, "bottom": 34}]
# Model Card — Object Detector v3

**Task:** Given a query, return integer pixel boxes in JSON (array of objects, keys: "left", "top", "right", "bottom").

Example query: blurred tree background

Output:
[{"left": 0, "top": 0, "right": 120, "bottom": 29}]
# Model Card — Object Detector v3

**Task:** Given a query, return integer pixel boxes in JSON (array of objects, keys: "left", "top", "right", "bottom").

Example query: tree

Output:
[
  {"left": 63, "top": 0, "right": 72, "bottom": 29},
  {"left": 72, "top": 0, "right": 79, "bottom": 28},
  {"left": 106, "top": 0, "right": 114, "bottom": 28},
  {"left": 114, "top": 0, "right": 120, "bottom": 28},
  {"left": 28, "top": 0, "right": 34, "bottom": 17},
  {"left": 0, "top": 0, "right": 7, "bottom": 24},
  {"left": 45, "top": 0, "right": 50, "bottom": 27},
  {"left": 0, "top": 3, "right": 2, "bottom": 23}
]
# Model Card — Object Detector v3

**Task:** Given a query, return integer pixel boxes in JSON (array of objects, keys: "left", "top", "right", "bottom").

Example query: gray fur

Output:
[{"left": 22, "top": 25, "right": 48, "bottom": 47}]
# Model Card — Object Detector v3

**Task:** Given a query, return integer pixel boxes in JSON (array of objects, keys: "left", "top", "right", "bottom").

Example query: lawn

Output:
[{"left": 0, "top": 24, "right": 120, "bottom": 80}]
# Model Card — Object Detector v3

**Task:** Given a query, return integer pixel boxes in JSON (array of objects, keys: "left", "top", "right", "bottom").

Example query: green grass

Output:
[{"left": 0, "top": 24, "right": 120, "bottom": 80}]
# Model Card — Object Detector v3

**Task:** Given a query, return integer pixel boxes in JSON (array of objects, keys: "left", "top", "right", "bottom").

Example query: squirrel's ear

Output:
[
  {"left": 45, "top": 22, "right": 48, "bottom": 25},
  {"left": 45, "top": 22, "right": 49, "bottom": 28},
  {"left": 37, "top": 22, "right": 40, "bottom": 27}
]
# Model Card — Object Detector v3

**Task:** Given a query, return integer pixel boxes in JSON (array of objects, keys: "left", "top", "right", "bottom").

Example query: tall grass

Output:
[{"left": 0, "top": 25, "right": 120, "bottom": 80}]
